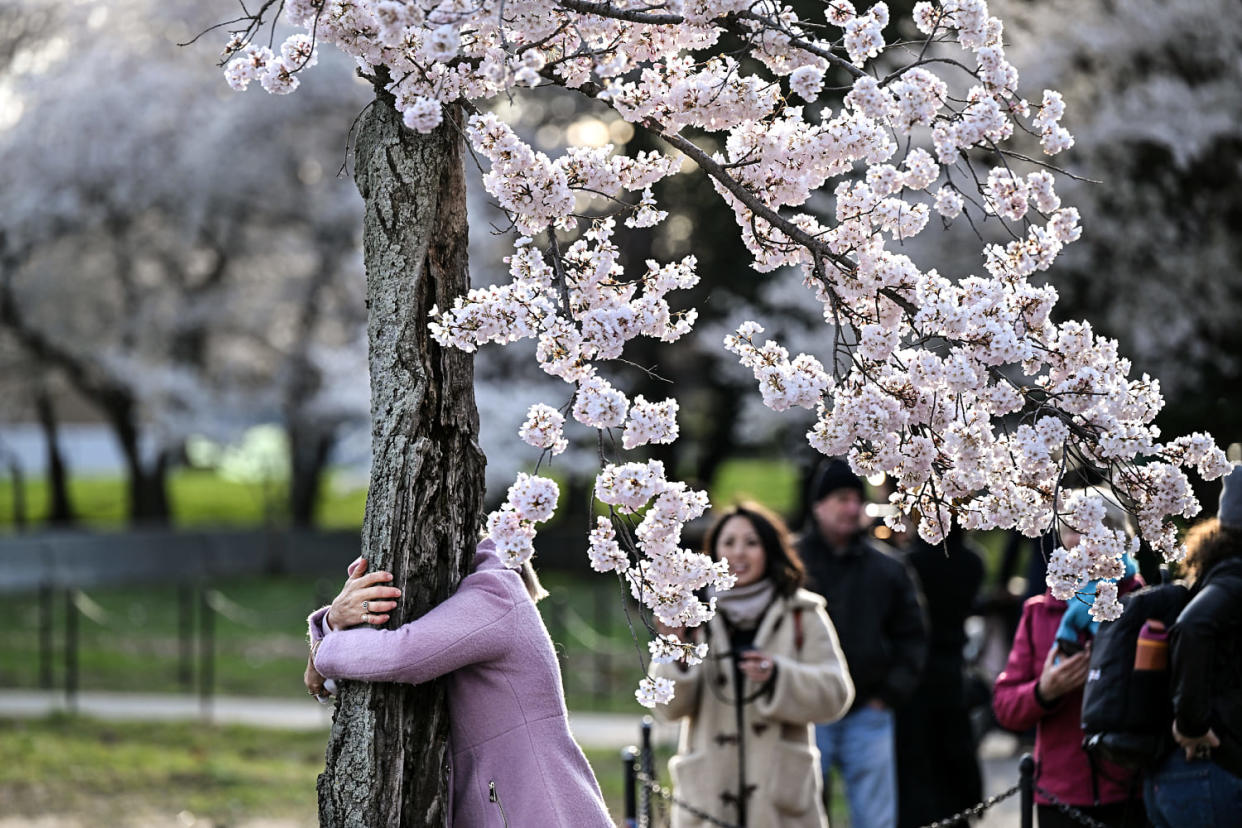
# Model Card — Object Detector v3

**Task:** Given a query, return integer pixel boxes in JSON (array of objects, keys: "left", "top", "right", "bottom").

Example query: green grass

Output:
[
  {"left": 0, "top": 717, "right": 656, "bottom": 826},
  {"left": 0, "top": 457, "right": 802, "bottom": 532},
  {"left": 0, "top": 470, "right": 368, "bottom": 531},
  {"left": 0, "top": 716, "right": 845, "bottom": 827},
  {"left": 0, "top": 575, "right": 341, "bottom": 698},
  {"left": 0, "top": 715, "right": 324, "bottom": 826},
  {"left": 0, "top": 571, "right": 650, "bottom": 711},
  {"left": 710, "top": 457, "right": 801, "bottom": 517}
]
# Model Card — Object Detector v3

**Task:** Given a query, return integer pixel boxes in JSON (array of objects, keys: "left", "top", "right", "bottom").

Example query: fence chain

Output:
[
  {"left": 915, "top": 782, "right": 1022, "bottom": 828},
  {"left": 636, "top": 771, "right": 742, "bottom": 828},
  {"left": 637, "top": 770, "right": 1020, "bottom": 828},
  {"left": 1033, "top": 784, "right": 1113, "bottom": 828},
  {"left": 561, "top": 605, "right": 632, "bottom": 656},
  {"left": 70, "top": 590, "right": 112, "bottom": 626}
]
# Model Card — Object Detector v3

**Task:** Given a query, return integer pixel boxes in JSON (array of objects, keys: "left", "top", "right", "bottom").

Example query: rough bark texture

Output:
[{"left": 316, "top": 95, "right": 485, "bottom": 827}]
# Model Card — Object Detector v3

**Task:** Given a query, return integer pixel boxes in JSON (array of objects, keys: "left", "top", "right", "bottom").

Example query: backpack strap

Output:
[{"left": 794, "top": 607, "right": 804, "bottom": 653}]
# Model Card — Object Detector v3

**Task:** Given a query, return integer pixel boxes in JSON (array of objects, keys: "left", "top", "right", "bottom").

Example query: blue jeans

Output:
[
  {"left": 816, "top": 705, "right": 896, "bottom": 828},
  {"left": 1144, "top": 750, "right": 1242, "bottom": 828}
]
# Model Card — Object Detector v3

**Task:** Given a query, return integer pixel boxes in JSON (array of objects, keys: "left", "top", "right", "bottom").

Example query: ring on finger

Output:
[
  {"left": 361, "top": 612, "right": 369, "bottom": 623},
  {"left": 362, "top": 600, "right": 369, "bottom": 612}
]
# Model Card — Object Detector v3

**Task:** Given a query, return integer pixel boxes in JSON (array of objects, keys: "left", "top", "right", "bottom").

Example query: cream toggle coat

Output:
[{"left": 650, "top": 588, "right": 854, "bottom": 827}]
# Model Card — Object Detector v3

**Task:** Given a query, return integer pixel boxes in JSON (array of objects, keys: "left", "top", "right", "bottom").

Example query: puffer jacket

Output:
[{"left": 1170, "top": 556, "right": 1242, "bottom": 779}]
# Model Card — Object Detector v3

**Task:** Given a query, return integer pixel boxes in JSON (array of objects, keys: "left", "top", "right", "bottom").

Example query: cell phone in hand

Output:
[{"left": 1056, "top": 639, "right": 1084, "bottom": 657}]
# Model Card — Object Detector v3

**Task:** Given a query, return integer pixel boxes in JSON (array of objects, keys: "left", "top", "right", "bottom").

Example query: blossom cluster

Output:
[
  {"left": 223, "top": 0, "right": 1228, "bottom": 704},
  {"left": 486, "top": 472, "right": 560, "bottom": 566}
]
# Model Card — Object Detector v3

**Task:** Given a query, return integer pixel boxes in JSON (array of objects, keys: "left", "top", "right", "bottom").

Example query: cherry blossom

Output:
[{"left": 219, "top": 0, "right": 1230, "bottom": 702}]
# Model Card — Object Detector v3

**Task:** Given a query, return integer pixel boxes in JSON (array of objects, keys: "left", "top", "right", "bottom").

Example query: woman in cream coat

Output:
[{"left": 651, "top": 502, "right": 854, "bottom": 828}]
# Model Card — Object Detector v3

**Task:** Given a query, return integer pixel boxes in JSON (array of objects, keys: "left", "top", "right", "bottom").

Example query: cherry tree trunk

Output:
[{"left": 315, "top": 94, "right": 485, "bottom": 827}]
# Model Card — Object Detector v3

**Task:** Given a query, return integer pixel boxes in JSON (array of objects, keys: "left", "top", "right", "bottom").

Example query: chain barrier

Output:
[
  {"left": 635, "top": 771, "right": 742, "bottom": 828},
  {"left": 560, "top": 604, "right": 633, "bottom": 656},
  {"left": 915, "top": 782, "right": 1022, "bottom": 827},
  {"left": 1033, "top": 784, "right": 1113, "bottom": 828},
  {"left": 633, "top": 769, "right": 1020, "bottom": 828},
  {"left": 203, "top": 589, "right": 263, "bottom": 627}
]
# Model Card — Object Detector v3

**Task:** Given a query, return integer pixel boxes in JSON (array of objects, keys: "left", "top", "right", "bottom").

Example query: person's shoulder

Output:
[
  {"left": 862, "top": 538, "right": 912, "bottom": 574},
  {"left": 460, "top": 542, "right": 526, "bottom": 607},
  {"left": 1204, "top": 557, "right": 1242, "bottom": 587},
  {"left": 788, "top": 587, "right": 828, "bottom": 612},
  {"left": 1022, "top": 591, "right": 1062, "bottom": 615}
]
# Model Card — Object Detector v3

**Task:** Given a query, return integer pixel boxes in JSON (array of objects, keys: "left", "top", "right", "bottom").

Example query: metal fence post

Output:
[
  {"left": 39, "top": 583, "right": 54, "bottom": 689},
  {"left": 594, "top": 582, "right": 609, "bottom": 705},
  {"left": 622, "top": 745, "right": 639, "bottom": 828},
  {"left": 64, "top": 588, "right": 78, "bottom": 713},
  {"left": 178, "top": 583, "right": 194, "bottom": 690},
  {"left": 199, "top": 587, "right": 214, "bottom": 720},
  {"left": 640, "top": 716, "right": 654, "bottom": 828},
  {"left": 1019, "top": 752, "right": 1035, "bottom": 828}
]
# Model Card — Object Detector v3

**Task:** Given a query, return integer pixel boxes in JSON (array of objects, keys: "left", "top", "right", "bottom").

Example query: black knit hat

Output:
[{"left": 811, "top": 458, "right": 865, "bottom": 503}]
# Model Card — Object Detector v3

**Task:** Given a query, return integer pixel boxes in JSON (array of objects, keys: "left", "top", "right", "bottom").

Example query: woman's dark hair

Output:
[
  {"left": 1184, "top": 518, "right": 1242, "bottom": 585},
  {"left": 703, "top": 501, "right": 806, "bottom": 596}
]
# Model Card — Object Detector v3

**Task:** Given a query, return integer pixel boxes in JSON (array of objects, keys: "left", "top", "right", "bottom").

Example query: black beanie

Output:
[{"left": 811, "top": 458, "right": 865, "bottom": 503}]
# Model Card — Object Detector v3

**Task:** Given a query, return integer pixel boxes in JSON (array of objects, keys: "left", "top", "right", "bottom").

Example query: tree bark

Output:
[
  {"left": 0, "top": 443, "right": 26, "bottom": 530},
  {"left": 316, "top": 94, "right": 485, "bottom": 827},
  {"left": 35, "top": 387, "right": 75, "bottom": 527},
  {"left": 289, "top": 422, "right": 334, "bottom": 528},
  {"left": 98, "top": 394, "right": 170, "bottom": 526}
]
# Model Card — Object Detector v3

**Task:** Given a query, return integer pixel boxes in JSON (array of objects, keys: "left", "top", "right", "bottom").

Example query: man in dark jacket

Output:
[{"left": 798, "top": 458, "right": 928, "bottom": 828}]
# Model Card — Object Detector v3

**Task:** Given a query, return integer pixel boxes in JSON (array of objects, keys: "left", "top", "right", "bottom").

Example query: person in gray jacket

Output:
[{"left": 796, "top": 458, "right": 927, "bottom": 828}]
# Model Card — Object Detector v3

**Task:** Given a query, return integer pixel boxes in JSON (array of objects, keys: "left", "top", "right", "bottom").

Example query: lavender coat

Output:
[{"left": 309, "top": 540, "right": 612, "bottom": 827}]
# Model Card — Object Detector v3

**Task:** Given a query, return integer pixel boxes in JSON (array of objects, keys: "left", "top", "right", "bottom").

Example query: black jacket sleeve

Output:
[
  {"left": 878, "top": 557, "right": 929, "bottom": 708},
  {"left": 1171, "top": 579, "right": 1238, "bottom": 738}
]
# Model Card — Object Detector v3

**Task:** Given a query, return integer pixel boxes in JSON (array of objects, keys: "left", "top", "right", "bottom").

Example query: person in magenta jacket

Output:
[
  {"left": 992, "top": 507, "right": 1146, "bottom": 827},
  {"left": 303, "top": 538, "right": 613, "bottom": 827}
]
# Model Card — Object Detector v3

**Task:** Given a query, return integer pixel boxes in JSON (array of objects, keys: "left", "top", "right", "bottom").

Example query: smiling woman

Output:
[{"left": 647, "top": 502, "right": 853, "bottom": 828}]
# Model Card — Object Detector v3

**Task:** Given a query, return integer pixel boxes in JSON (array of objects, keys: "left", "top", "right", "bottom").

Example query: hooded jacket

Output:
[
  {"left": 309, "top": 540, "right": 612, "bottom": 827},
  {"left": 796, "top": 529, "right": 927, "bottom": 711},
  {"left": 992, "top": 576, "right": 1143, "bottom": 806}
]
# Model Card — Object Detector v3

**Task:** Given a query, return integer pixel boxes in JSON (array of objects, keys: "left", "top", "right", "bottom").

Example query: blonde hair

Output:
[
  {"left": 519, "top": 559, "right": 549, "bottom": 603},
  {"left": 1184, "top": 518, "right": 1242, "bottom": 585}
]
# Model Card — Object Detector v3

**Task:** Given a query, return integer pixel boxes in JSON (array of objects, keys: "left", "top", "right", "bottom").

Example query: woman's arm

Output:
[
  {"left": 992, "top": 603, "right": 1059, "bottom": 732},
  {"left": 754, "top": 604, "right": 854, "bottom": 725},
  {"left": 313, "top": 572, "right": 519, "bottom": 685}
]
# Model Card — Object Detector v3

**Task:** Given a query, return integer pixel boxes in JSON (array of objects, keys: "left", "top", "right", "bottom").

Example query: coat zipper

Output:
[{"left": 488, "top": 780, "right": 510, "bottom": 827}]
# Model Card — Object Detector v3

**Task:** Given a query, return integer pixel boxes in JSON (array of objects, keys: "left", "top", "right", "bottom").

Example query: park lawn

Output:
[
  {"left": 710, "top": 457, "right": 801, "bottom": 516},
  {"left": 0, "top": 469, "right": 369, "bottom": 531},
  {"left": 0, "top": 715, "right": 324, "bottom": 826},
  {"left": 0, "top": 717, "right": 656, "bottom": 826},
  {"left": 0, "top": 458, "right": 800, "bottom": 531},
  {"left": 0, "top": 574, "right": 340, "bottom": 698},
  {"left": 0, "top": 570, "right": 652, "bottom": 712}
]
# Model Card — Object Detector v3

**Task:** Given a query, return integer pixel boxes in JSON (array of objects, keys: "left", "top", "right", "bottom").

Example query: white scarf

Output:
[{"left": 713, "top": 579, "right": 778, "bottom": 631}]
